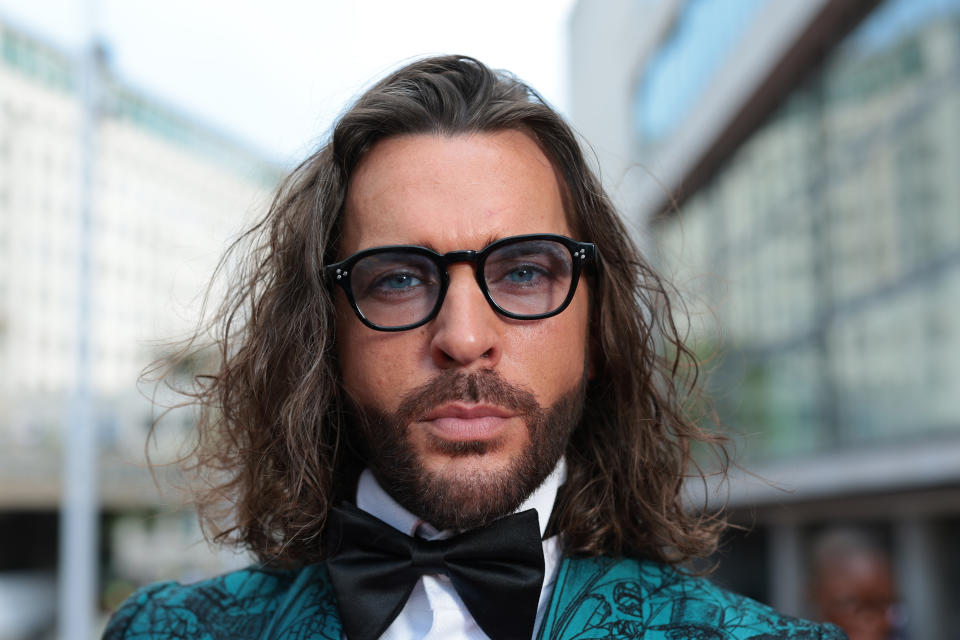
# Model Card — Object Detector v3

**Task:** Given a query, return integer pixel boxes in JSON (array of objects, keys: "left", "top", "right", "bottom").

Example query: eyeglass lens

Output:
[{"left": 348, "top": 239, "right": 575, "bottom": 328}]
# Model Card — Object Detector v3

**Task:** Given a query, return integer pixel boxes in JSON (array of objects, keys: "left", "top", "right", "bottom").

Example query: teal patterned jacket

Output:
[{"left": 104, "top": 555, "right": 846, "bottom": 639}]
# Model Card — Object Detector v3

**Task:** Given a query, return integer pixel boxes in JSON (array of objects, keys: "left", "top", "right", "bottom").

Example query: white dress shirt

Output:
[{"left": 353, "top": 459, "right": 566, "bottom": 640}]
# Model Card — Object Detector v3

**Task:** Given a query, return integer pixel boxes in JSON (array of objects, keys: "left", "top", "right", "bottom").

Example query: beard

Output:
[{"left": 348, "top": 368, "right": 586, "bottom": 531}]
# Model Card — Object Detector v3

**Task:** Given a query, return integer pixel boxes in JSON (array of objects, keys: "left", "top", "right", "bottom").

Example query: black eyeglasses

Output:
[{"left": 326, "top": 233, "right": 596, "bottom": 331}]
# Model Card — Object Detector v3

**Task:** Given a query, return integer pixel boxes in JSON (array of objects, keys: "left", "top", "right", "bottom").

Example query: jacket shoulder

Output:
[
  {"left": 102, "top": 564, "right": 342, "bottom": 640},
  {"left": 541, "top": 555, "right": 847, "bottom": 640}
]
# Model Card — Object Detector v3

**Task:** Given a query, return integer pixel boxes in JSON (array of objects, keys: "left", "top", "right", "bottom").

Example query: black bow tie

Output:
[{"left": 325, "top": 503, "right": 546, "bottom": 640}]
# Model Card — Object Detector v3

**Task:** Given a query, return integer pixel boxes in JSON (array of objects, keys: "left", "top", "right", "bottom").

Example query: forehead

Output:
[{"left": 340, "top": 131, "right": 571, "bottom": 255}]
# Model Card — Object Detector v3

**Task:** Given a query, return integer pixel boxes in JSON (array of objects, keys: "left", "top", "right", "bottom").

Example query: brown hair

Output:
[{"left": 163, "top": 55, "right": 728, "bottom": 567}]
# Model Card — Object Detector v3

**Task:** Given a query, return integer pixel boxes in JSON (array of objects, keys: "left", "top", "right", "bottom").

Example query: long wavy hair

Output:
[{"left": 163, "top": 55, "right": 728, "bottom": 568}]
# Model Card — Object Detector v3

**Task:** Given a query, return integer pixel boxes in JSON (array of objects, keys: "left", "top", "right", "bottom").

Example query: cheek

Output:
[
  {"left": 336, "top": 303, "right": 428, "bottom": 410},
  {"left": 507, "top": 306, "right": 590, "bottom": 402},
  {"left": 335, "top": 299, "right": 379, "bottom": 405}
]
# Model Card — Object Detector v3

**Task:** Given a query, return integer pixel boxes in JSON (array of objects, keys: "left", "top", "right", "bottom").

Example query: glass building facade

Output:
[
  {"left": 634, "top": 0, "right": 770, "bottom": 146},
  {"left": 651, "top": 0, "right": 960, "bottom": 462}
]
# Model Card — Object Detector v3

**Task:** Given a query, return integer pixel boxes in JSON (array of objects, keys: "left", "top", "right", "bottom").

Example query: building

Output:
[
  {"left": 0, "top": 16, "right": 282, "bottom": 637},
  {"left": 571, "top": 0, "right": 960, "bottom": 637}
]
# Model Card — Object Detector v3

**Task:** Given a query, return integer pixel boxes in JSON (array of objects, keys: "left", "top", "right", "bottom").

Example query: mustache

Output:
[{"left": 394, "top": 369, "right": 541, "bottom": 426}]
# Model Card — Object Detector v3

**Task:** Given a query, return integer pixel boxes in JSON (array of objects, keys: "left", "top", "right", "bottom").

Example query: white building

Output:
[
  {"left": 0, "top": 20, "right": 281, "bottom": 504},
  {"left": 0, "top": 19, "right": 281, "bottom": 629}
]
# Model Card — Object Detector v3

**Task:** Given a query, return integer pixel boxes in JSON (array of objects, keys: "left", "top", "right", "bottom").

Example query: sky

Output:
[{"left": 0, "top": 0, "right": 577, "bottom": 164}]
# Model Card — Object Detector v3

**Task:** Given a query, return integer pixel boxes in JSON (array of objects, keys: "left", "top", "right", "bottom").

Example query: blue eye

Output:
[
  {"left": 506, "top": 267, "right": 540, "bottom": 284},
  {"left": 380, "top": 273, "right": 423, "bottom": 290}
]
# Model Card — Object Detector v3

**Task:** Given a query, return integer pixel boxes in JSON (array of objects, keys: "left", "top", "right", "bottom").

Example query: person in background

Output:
[
  {"left": 809, "top": 527, "right": 901, "bottom": 640},
  {"left": 104, "top": 55, "right": 846, "bottom": 639}
]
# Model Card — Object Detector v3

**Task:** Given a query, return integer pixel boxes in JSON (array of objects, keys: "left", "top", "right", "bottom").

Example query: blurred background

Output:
[
  {"left": 572, "top": 1, "right": 960, "bottom": 638},
  {"left": 0, "top": 0, "right": 958, "bottom": 638}
]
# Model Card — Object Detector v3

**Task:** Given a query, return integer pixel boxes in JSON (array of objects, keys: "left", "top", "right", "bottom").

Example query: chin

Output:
[
  {"left": 374, "top": 431, "right": 553, "bottom": 531},
  {"left": 411, "top": 457, "right": 538, "bottom": 530},
  {"left": 421, "top": 443, "right": 518, "bottom": 477}
]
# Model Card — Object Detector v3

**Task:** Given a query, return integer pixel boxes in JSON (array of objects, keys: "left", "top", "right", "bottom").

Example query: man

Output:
[
  {"left": 105, "top": 56, "right": 844, "bottom": 639},
  {"left": 808, "top": 528, "right": 901, "bottom": 640}
]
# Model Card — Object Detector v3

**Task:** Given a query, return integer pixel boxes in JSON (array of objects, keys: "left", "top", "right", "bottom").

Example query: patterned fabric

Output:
[
  {"left": 538, "top": 557, "right": 846, "bottom": 639},
  {"left": 103, "top": 564, "right": 341, "bottom": 640},
  {"left": 103, "top": 556, "right": 846, "bottom": 639}
]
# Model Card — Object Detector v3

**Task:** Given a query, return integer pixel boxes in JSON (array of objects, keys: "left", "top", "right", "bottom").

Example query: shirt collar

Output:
[{"left": 356, "top": 458, "right": 567, "bottom": 538}]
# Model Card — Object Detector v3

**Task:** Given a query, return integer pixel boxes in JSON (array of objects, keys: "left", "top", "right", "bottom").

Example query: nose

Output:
[{"left": 429, "top": 264, "right": 502, "bottom": 370}]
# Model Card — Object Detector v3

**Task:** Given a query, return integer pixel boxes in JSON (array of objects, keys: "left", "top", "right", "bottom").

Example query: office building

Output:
[
  {"left": 0, "top": 17, "right": 282, "bottom": 633},
  {"left": 571, "top": 0, "right": 960, "bottom": 636}
]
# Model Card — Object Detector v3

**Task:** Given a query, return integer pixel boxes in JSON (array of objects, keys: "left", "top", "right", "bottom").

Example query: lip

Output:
[
  {"left": 421, "top": 404, "right": 516, "bottom": 440},
  {"left": 423, "top": 403, "right": 514, "bottom": 421}
]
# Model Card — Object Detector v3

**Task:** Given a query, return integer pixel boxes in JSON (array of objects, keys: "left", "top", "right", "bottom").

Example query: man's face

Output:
[
  {"left": 335, "top": 131, "right": 591, "bottom": 529},
  {"left": 812, "top": 555, "right": 898, "bottom": 640}
]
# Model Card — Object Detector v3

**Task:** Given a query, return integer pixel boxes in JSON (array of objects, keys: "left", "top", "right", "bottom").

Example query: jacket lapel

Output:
[
  {"left": 263, "top": 563, "right": 343, "bottom": 639},
  {"left": 537, "top": 556, "right": 622, "bottom": 639}
]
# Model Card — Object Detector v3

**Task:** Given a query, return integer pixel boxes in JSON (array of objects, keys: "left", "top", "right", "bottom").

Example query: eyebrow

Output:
[{"left": 406, "top": 234, "right": 504, "bottom": 254}]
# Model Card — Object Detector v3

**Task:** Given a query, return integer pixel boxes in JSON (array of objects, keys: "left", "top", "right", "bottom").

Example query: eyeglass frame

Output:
[{"left": 325, "top": 233, "right": 597, "bottom": 332}]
